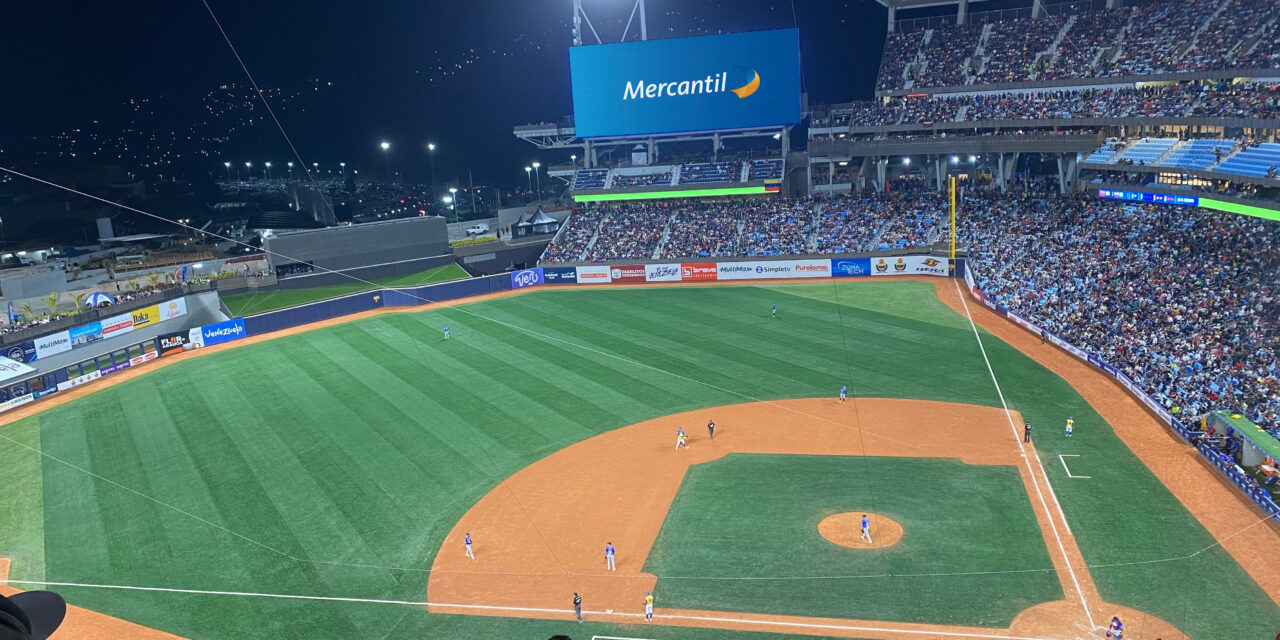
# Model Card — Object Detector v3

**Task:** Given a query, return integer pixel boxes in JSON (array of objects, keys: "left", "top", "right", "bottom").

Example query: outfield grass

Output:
[
  {"left": 221, "top": 263, "right": 469, "bottom": 317},
  {"left": 645, "top": 454, "right": 1062, "bottom": 626},
  {"left": 1, "top": 280, "right": 1277, "bottom": 639}
]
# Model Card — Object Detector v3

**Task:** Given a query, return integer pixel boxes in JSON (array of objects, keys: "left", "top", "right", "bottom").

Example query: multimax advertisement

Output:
[{"left": 569, "top": 29, "right": 801, "bottom": 138}]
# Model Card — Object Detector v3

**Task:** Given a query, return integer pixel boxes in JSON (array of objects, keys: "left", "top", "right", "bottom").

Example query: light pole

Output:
[
  {"left": 223, "top": 161, "right": 231, "bottom": 180},
  {"left": 380, "top": 141, "right": 391, "bottom": 180},
  {"left": 531, "top": 161, "right": 542, "bottom": 199},
  {"left": 287, "top": 161, "right": 294, "bottom": 179},
  {"left": 245, "top": 161, "right": 252, "bottom": 181},
  {"left": 264, "top": 162, "right": 272, "bottom": 179},
  {"left": 449, "top": 187, "right": 458, "bottom": 220},
  {"left": 427, "top": 142, "right": 438, "bottom": 200},
  {"left": 524, "top": 166, "right": 532, "bottom": 195},
  {"left": 340, "top": 162, "right": 346, "bottom": 179},
  {"left": 571, "top": 154, "right": 577, "bottom": 167},
  {"left": 443, "top": 195, "right": 454, "bottom": 220}
]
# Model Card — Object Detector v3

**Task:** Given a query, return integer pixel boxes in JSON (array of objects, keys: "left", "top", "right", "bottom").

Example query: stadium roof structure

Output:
[{"left": 874, "top": 0, "right": 996, "bottom": 9}]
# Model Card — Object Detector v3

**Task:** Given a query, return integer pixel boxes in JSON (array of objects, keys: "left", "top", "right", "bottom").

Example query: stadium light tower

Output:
[
  {"left": 571, "top": 154, "right": 577, "bottom": 167},
  {"left": 573, "top": 0, "right": 647, "bottom": 46},
  {"left": 245, "top": 161, "right": 252, "bottom": 180},
  {"left": 264, "top": 161, "right": 272, "bottom": 179},
  {"left": 531, "top": 161, "right": 542, "bottom": 199},
  {"left": 340, "top": 162, "right": 346, "bottom": 179},
  {"left": 380, "top": 141, "right": 391, "bottom": 179},
  {"left": 287, "top": 161, "right": 294, "bottom": 178},
  {"left": 427, "top": 142, "right": 438, "bottom": 200},
  {"left": 524, "top": 166, "right": 533, "bottom": 194},
  {"left": 223, "top": 161, "right": 231, "bottom": 180}
]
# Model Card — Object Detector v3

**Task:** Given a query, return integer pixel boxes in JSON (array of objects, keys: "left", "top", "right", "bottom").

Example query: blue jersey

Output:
[
  {"left": 605, "top": 544, "right": 615, "bottom": 557},
  {"left": 861, "top": 517, "right": 869, "bottom": 530},
  {"left": 465, "top": 534, "right": 471, "bottom": 545}
]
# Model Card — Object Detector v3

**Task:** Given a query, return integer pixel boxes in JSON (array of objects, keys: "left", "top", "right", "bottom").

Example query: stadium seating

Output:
[
  {"left": 612, "top": 168, "right": 674, "bottom": 188},
  {"left": 1215, "top": 143, "right": 1280, "bottom": 178},
  {"left": 571, "top": 168, "right": 610, "bottom": 191},
  {"left": 1114, "top": 138, "right": 1179, "bottom": 165},
  {"left": 678, "top": 161, "right": 742, "bottom": 185},
  {"left": 1156, "top": 139, "right": 1237, "bottom": 170},
  {"left": 747, "top": 158, "right": 784, "bottom": 181}
]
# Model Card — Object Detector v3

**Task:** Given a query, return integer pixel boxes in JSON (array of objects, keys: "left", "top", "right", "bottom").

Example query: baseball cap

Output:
[{"left": 0, "top": 592, "right": 66, "bottom": 640}]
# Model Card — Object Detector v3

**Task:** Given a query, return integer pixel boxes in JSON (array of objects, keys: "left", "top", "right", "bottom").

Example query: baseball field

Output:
[{"left": 2, "top": 278, "right": 1279, "bottom": 639}]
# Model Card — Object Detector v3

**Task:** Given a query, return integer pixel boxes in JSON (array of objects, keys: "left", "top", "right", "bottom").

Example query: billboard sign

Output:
[
  {"left": 510, "top": 268, "right": 545, "bottom": 289},
  {"left": 645, "top": 263, "right": 682, "bottom": 282},
  {"left": 33, "top": 331, "right": 72, "bottom": 360},
  {"left": 680, "top": 263, "right": 718, "bottom": 281},
  {"left": 158, "top": 331, "right": 190, "bottom": 356},
  {"left": 5, "top": 343, "right": 35, "bottom": 364},
  {"left": 543, "top": 266, "right": 578, "bottom": 283},
  {"left": 0, "top": 356, "right": 35, "bottom": 383},
  {"left": 100, "top": 313, "right": 135, "bottom": 338},
  {"left": 569, "top": 29, "right": 802, "bottom": 138},
  {"left": 160, "top": 298, "right": 188, "bottom": 321},
  {"left": 197, "top": 318, "right": 247, "bottom": 347},
  {"left": 575, "top": 265, "right": 613, "bottom": 284},
  {"left": 609, "top": 265, "right": 646, "bottom": 283},
  {"left": 68, "top": 322, "right": 103, "bottom": 347},
  {"left": 870, "top": 256, "right": 948, "bottom": 276},
  {"left": 831, "top": 258, "right": 871, "bottom": 277}
]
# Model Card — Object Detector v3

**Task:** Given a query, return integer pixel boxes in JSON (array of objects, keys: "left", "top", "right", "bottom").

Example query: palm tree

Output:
[
  {"left": 69, "top": 264, "right": 83, "bottom": 281},
  {"left": 19, "top": 302, "right": 33, "bottom": 322},
  {"left": 129, "top": 278, "right": 139, "bottom": 291},
  {"left": 147, "top": 272, "right": 161, "bottom": 290},
  {"left": 42, "top": 292, "right": 59, "bottom": 317},
  {"left": 74, "top": 292, "right": 87, "bottom": 310}
]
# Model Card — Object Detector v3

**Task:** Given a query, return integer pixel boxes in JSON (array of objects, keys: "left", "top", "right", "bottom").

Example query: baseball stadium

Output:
[{"left": 3, "top": 1, "right": 1280, "bottom": 639}]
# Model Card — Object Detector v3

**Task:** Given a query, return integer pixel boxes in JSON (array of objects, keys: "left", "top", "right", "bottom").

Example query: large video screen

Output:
[{"left": 569, "top": 29, "right": 801, "bottom": 138}]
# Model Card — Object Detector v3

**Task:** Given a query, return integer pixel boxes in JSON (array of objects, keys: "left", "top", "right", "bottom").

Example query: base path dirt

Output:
[
  {"left": 427, "top": 398, "right": 1186, "bottom": 639},
  {"left": 0, "top": 558, "right": 186, "bottom": 640},
  {"left": 818, "top": 513, "right": 902, "bottom": 550},
  {"left": 926, "top": 276, "right": 1280, "bottom": 608}
]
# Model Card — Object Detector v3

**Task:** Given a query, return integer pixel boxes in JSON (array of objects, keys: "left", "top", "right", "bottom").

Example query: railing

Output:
[{"left": 0, "top": 284, "right": 203, "bottom": 347}]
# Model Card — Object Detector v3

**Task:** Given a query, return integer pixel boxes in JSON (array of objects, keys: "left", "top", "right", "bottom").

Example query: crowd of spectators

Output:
[
  {"left": 613, "top": 171, "right": 672, "bottom": 188},
  {"left": 747, "top": 159, "right": 785, "bottom": 181},
  {"left": 660, "top": 206, "right": 742, "bottom": 259},
  {"left": 539, "top": 209, "right": 601, "bottom": 263},
  {"left": 679, "top": 161, "right": 742, "bottom": 185},
  {"left": 961, "top": 192, "right": 1279, "bottom": 435},
  {"left": 877, "top": 1, "right": 1280, "bottom": 90},
  {"left": 582, "top": 204, "right": 671, "bottom": 262},
  {"left": 830, "top": 81, "right": 1279, "bottom": 129},
  {"left": 976, "top": 16, "right": 1061, "bottom": 84},
  {"left": 739, "top": 200, "right": 815, "bottom": 256}
]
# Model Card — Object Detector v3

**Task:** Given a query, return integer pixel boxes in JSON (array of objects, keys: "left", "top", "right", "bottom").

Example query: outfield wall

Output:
[{"left": 963, "top": 265, "right": 1280, "bottom": 521}]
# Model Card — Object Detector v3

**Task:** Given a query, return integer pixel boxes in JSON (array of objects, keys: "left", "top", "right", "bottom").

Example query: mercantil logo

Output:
[{"left": 623, "top": 69, "right": 760, "bottom": 101}]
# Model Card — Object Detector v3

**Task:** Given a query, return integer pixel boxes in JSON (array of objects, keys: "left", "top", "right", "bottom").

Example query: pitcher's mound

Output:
[{"left": 818, "top": 512, "right": 903, "bottom": 549}]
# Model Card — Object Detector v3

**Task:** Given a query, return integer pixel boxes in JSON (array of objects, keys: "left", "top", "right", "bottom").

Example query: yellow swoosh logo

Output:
[{"left": 730, "top": 70, "right": 760, "bottom": 98}]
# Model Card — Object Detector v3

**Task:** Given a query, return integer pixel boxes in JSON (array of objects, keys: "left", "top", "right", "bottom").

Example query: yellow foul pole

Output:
[{"left": 949, "top": 175, "right": 957, "bottom": 266}]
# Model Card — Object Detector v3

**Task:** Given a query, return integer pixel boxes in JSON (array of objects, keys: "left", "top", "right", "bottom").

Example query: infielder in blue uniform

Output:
[
  {"left": 605, "top": 542, "right": 616, "bottom": 571},
  {"left": 860, "top": 515, "right": 872, "bottom": 544},
  {"left": 839, "top": 385, "right": 847, "bottom": 404},
  {"left": 772, "top": 304, "right": 777, "bottom": 318},
  {"left": 464, "top": 532, "right": 474, "bottom": 558}
]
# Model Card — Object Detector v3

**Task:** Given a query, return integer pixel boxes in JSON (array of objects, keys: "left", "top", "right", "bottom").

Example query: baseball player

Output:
[
  {"left": 464, "top": 532, "right": 474, "bottom": 559},
  {"left": 1065, "top": 416, "right": 1074, "bottom": 437},
  {"left": 573, "top": 593, "right": 583, "bottom": 623},
  {"left": 707, "top": 419, "right": 715, "bottom": 439},
  {"left": 772, "top": 303, "right": 777, "bottom": 319},
  {"left": 860, "top": 514, "right": 872, "bottom": 544},
  {"left": 839, "top": 385, "right": 847, "bottom": 404},
  {"left": 605, "top": 542, "right": 616, "bottom": 571},
  {"left": 675, "top": 432, "right": 688, "bottom": 450},
  {"left": 1106, "top": 616, "right": 1123, "bottom": 639},
  {"left": 644, "top": 591, "right": 654, "bottom": 621},
  {"left": 444, "top": 326, "right": 450, "bottom": 340}
]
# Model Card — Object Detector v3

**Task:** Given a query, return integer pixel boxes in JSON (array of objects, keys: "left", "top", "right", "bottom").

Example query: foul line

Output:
[
  {"left": 951, "top": 279, "right": 1095, "bottom": 630},
  {"left": 4, "top": 579, "right": 1055, "bottom": 640},
  {"left": 1059, "top": 455, "right": 1091, "bottom": 479}
]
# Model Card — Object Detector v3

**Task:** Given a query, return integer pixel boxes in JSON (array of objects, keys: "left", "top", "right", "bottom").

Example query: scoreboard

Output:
[{"left": 1097, "top": 189, "right": 1199, "bottom": 206}]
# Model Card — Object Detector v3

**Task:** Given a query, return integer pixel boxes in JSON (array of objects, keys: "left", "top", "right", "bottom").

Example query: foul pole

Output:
[{"left": 949, "top": 176, "right": 957, "bottom": 271}]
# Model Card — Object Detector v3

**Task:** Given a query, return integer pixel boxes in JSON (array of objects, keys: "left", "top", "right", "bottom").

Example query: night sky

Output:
[{"left": 2, "top": 1, "right": 895, "bottom": 186}]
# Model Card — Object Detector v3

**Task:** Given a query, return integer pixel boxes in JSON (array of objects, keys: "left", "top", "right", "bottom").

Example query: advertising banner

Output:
[
  {"left": 575, "top": 265, "right": 613, "bottom": 284},
  {"left": 33, "top": 331, "right": 72, "bottom": 360},
  {"left": 789, "top": 259, "right": 831, "bottom": 278},
  {"left": 680, "top": 263, "right": 718, "bottom": 281},
  {"left": 510, "top": 268, "right": 545, "bottom": 289},
  {"left": 101, "top": 361, "right": 132, "bottom": 376},
  {"left": 68, "top": 322, "right": 103, "bottom": 347},
  {"left": 198, "top": 318, "right": 247, "bottom": 347},
  {"left": 0, "top": 356, "right": 35, "bottom": 383},
  {"left": 129, "top": 351, "right": 158, "bottom": 367},
  {"left": 130, "top": 304, "right": 163, "bottom": 330},
  {"left": 157, "top": 331, "right": 190, "bottom": 356},
  {"left": 543, "top": 266, "right": 578, "bottom": 283},
  {"left": 869, "top": 255, "right": 949, "bottom": 276},
  {"left": 159, "top": 297, "right": 188, "bottom": 321},
  {"left": 609, "top": 264, "right": 646, "bottom": 283},
  {"left": 57, "top": 370, "right": 101, "bottom": 391},
  {"left": 717, "top": 261, "right": 766, "bottom": 280},
  {"left": 569, "top": 29, "right": 802, "bottom": 138},
  {"left": 831, "top": 258, "right": 871, "bottom": 277},
  {"left": 0, "top": 393, "right": 34, "bottom": 414},
  {"left": 4, "top": 343, "right": 35, "bottom": 364},
  {"left": 644, "top": 263, "right": 682, "bottom": 282},
  {"left": 100, "top": 313, "right": 135, "bottom": 338}
]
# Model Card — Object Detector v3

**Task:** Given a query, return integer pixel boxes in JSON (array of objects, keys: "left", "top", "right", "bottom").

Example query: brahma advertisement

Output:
[
  {"left": 869, "top": 256, "right": 949, "bottom": 276},
  {"left": 568, "top": 29, "right": 801, "bottom": 138}
]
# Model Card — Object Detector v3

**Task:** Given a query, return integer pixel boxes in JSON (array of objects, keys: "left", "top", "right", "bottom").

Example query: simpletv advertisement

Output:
[{"left": 569, "top": 29, "right": 801, "bottom": 138}]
